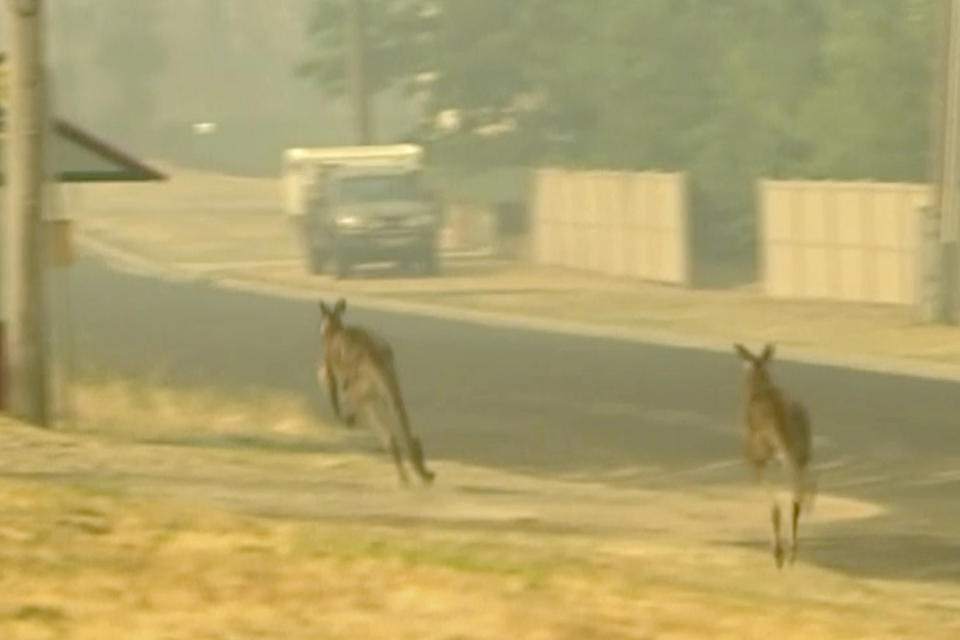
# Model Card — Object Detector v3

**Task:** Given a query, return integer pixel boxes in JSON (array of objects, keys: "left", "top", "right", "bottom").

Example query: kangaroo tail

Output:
[
  {"left": 793, "top": 466, "right": 818, "bottom": 514},
  {"left": 803, "top": 469, "right": 819, "bottom": 513},
  {"left": 372, "top": 363, "right": 435, "bottom": 482}
]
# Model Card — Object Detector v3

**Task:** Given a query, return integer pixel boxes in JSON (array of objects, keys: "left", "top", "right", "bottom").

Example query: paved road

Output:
[{"left": 66, "top": 256, "right": 960, "bottom": 581}]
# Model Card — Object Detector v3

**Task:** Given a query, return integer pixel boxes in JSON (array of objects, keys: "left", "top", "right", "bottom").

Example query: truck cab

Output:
[{"left": 283, "top": 145, "right": 440, "bottom": 278}]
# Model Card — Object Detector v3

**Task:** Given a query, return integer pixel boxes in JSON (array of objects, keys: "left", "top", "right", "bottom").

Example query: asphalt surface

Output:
[{"left": 65, "top": 256, "right": 960, "bottom": 581}]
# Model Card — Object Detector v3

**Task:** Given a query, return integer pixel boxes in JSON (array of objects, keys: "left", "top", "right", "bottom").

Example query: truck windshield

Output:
[{"left": 336, "top": 173, "right": 421, "bottom": 202}]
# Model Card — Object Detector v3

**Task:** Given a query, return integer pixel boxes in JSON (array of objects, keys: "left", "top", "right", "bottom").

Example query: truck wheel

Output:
[
  {"left": 421, "top": 246, "right": 440, "bottom": 277},
  {"left": 307, "top": 247, "right": 327, "bottom": 274},
  {"left": 397, "top": 255, "right": 422, "bottom": 277},
  {"left": 334, "top": 252, "right": 352, "bottom": 279},
  {"left": 410, "top": 253, "right": 440, "bottom": 277}
]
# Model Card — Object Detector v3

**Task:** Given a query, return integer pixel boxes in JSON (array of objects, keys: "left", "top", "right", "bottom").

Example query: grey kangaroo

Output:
[
  {"left": 318, "top": 298, "right": 435, "bottom": 486},
  {"left": 734, "top": 343, "right": 816, "bottom": 568}
]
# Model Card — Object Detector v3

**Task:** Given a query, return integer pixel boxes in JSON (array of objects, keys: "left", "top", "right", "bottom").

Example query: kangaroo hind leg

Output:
[
  {"left": 374, "top": 368, "right": 434, "bottom": 487},
  {"left": 772, "top": 502, "right": 785, "bottom": 569},
  {"left": 409, "top": 436, "right": 435, "bottom": 486},
  {"left": 362, "top": 403, "right": 410, "bottom": 486},
  {"left": 789, "top": 465, "right": 808, "bottom": 565},
  {"left": 757, "top": 466, "right": 784, "bottom": 569}
]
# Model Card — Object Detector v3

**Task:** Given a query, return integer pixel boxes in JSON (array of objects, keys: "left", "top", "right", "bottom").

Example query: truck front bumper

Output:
[{"left": 335, "top": 230, "right": 435, "bottom": 263}]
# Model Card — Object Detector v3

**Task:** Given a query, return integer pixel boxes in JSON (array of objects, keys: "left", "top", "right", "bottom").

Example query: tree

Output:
[
  {"left": 797, "top": 0, "right": 936, "bottom": 181},
  {"left": 298, "top": 0, "right": 940, "bottom": 256},
  {"left": 298, "top": 0, "right": 430, "bottom": 97}
]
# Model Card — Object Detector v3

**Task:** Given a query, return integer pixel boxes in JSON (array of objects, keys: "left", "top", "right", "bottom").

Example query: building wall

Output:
[
  {"left": 759, "top": 179, "right": 932, "bottom": 305},
  {"left": 531, "top": 169, "right": 690, "bottom": 285}
]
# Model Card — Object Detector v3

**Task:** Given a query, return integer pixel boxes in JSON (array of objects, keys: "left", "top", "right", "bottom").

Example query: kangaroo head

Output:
[
  {"left": 319, "top": 297, "right": 347, "bottom": 337},
  {"left": 734, "top": 342, "right": 775, "bottom": 390}
]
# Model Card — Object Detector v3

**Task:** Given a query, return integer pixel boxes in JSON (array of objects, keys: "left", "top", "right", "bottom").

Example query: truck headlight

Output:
[{"left": 335, "top": 215, "right": 363, "bottom": 228}]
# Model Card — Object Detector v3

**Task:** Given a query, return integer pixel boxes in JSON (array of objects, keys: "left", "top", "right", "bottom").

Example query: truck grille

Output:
[{"left": 370, "top": 217, "right": 403, "bottom": 230}]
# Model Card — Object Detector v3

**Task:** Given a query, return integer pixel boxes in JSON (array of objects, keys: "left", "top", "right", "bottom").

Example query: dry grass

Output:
[
  {"left": 0, "top": 477, "right": 955, "bottom": 640},
  {"left": 70, "top": 375, "right": 332, "bottom": 443},
  {"left": 0, "top": 378, "right": 954, "bottom": 638},
  {"left": 74, "top": 163, "right": 298, "bottom": 264}
]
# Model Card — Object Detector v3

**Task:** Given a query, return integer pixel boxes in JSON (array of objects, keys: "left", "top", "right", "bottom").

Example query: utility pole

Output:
[
  {"left": 930, "top": 0, "right": 960, "bottom": 323},
  {"left": 346, "top": 0, "right": 372, "bottom": 144},
  {"left": 2, "top": 0, "right": 51, "bottom": 425}
]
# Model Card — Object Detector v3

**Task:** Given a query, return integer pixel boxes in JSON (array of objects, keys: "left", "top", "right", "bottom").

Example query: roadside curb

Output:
[
  {"left": 77, "top": 233, "right": 960, "bottom": 384},
  {"left": 77, "top": 234, "right": 201, "bottom": 283}
]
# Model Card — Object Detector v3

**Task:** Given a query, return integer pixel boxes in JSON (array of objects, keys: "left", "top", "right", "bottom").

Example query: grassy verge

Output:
[
  {"left": 0, "top": 478, "right": 955, "bottom": 640},
  {"left": 70, "top": 375, "right": 334, "bottom": 446},
  {"left": 0, "top": 377, "right": 954, "bottom": 638}
]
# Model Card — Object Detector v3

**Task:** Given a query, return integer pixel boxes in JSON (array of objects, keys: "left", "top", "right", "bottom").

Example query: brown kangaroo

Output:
[
  {"left": 318, "top": 298, "right": 435, "bottom": 486},
  {"left": 734, "top": 343, "right": 815, "bottom": 568}
]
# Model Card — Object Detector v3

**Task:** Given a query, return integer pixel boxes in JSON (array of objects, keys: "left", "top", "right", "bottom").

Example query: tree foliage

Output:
[
  {"left": 300, "top": 0, "right": 939, "bottom": 248},
  {"left": 298, "top": 0, "right": 432, "bottom": 97}
]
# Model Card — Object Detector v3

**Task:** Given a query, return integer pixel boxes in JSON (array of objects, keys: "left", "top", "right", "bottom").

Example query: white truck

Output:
[{"left": 282, "top": 144, "right": 440, "bottom": 278}]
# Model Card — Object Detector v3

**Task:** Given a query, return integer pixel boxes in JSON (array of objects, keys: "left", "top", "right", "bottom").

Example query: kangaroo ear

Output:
[
  {"left": 318, "top": 300, "right": 329, "bottom": 315},
  {"left": 733, "top": 343, "right": 753, "bottom": 361},
  {"left": 334, "top": 297, "right": 347, "bottom": 315},
  {"left": 761, "top": 343, "right": 775, "bottom": 362}
]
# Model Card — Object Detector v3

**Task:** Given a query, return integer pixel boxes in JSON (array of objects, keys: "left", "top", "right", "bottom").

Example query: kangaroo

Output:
[
  {"left": 734, "top": 343, "right": 816, "bottom": 568},
  {"left": 318, "top": 298, "right": 435, "bottom": 486}
]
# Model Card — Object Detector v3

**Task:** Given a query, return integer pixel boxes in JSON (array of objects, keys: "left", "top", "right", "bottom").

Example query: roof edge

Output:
[{"left": 52, "top": 118, "right": 167, "bottom": 182}]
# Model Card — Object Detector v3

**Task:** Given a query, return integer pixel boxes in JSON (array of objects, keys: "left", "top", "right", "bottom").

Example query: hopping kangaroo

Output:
[
  {"left": 318, "top": 298, "right": 435, "bottom": 486},
  {"left": 734, "top": 343, "right": 815, "bottom": 568}
]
